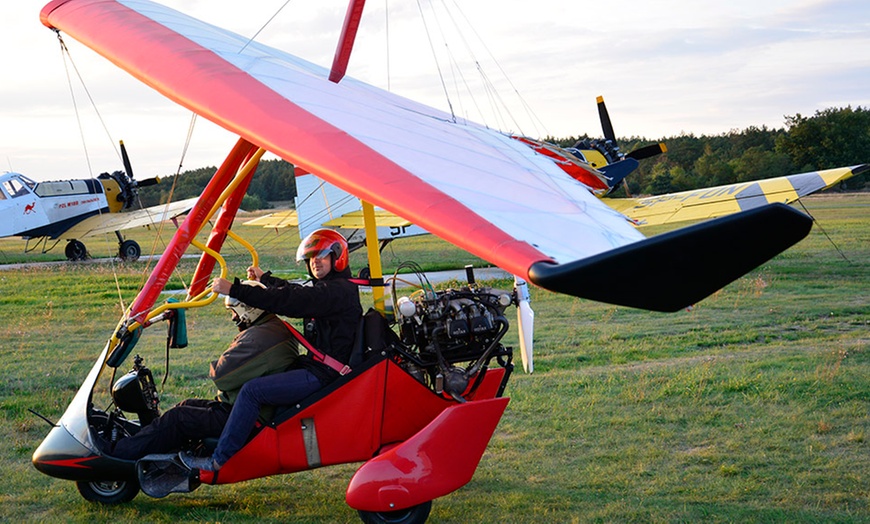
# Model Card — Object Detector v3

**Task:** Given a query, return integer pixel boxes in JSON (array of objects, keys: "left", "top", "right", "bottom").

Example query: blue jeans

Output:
[{"left": 212, "top": 368, "right": 323, "bottom": 466}]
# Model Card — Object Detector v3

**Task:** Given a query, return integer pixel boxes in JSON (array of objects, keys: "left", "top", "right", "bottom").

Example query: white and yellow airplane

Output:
[{"left": 0, "top": 143, "right": 197, "bottom": 261}]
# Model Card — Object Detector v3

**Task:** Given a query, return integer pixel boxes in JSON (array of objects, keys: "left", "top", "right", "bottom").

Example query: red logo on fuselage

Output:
[{"left": 24, "top": 202, "right": 36, "bottom": 214}]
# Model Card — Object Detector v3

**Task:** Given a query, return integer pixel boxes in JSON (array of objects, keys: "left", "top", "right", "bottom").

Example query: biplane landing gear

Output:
[
  {"left": 75, "top": 478, "right": 140, "bottom": 505},
  {"left": 65, "top": 239, "right": 88, "bottom": 261},
  {"left": 358, "top": 501, "right": 432, "bottom": 524},
  {"left": 119, "top": 239, "right": 141, "bottom": 262},
  {"left": 115, "top": 231, "right": 141, "bottom": 262}
]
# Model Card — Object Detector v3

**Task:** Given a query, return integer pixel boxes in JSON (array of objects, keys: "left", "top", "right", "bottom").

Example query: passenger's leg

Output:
[{"left": 211, "top": 369, "right": 321, "bottom": 466}]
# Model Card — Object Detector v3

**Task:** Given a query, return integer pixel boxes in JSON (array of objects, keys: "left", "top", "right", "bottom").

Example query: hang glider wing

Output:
[
  {"left": 608, "top": 165, "right": 866, "bottom": 227},
  {"left": 40, "top": 0, "right": 813, "bottom": 311},
  {"left": 59, "top": 196, "right": 199, "bottom": 239}
]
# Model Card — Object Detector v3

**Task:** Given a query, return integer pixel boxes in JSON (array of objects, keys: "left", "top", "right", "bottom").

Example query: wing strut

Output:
[
  {"left": 361, "top": 200, "right": 388, "bottom": 314},
  {"left": 329, "top": 0, "right": 367, "bottom": 83}
]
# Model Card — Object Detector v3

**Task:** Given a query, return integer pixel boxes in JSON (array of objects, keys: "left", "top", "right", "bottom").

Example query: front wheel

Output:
[
  {"left": 358, "top": 501, "right": 432, "bottom": 524},
  {"left": 118, "top": 239, "right": 141, "bottom": 262},
  {"left": 76, "top": 478, "right": 139, "bottom": 505}
]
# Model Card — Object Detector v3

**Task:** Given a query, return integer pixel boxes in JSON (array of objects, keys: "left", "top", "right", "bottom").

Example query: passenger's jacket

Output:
[
  {"left": 210, "top": 313, "right": 300, "bottom": 405},
  {"left": 229, "top": 267, "right": 363, "bottom": 383}
]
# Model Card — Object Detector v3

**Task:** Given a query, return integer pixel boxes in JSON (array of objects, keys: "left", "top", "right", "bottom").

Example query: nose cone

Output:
[
  {"left": 33, "top": 422, "right": 137, "bottom": 482},
  {"left": 32, "top": 424, "right": 101, "bottom": 480}
]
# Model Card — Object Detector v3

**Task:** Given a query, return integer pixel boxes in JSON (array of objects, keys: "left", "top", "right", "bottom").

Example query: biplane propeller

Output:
[{"left": 567, "top": 96, "right": 667, "bottom": 196}]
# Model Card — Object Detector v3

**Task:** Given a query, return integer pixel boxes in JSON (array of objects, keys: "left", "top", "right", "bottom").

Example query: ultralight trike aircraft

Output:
[{"left": 31, "top": 1, "right": 867, "bottom": 523}]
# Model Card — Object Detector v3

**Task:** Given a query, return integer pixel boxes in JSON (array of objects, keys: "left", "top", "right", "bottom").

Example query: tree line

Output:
[
  {"left": 556, "top": 106, "right": 869, "bottom": 196},
  {"left": 138, "top": 106, "right": 868, "bottom": 210},
  {"left": 137, "top": 158, "right": 297, "bottom": 210}
]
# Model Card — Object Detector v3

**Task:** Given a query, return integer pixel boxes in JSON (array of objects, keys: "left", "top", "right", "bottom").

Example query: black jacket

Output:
[{"left": 229, "top": 267, "right": 362, "bottom": 382}]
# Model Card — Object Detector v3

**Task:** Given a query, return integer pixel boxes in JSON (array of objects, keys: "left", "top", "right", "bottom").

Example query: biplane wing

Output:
[
  {"left": 242, "top": 210, "right": 298, "bottom": 229},
  {"left": 59, "top": 196, "right": 200, "bottom": 239},
  {"left": 607, "top": 165, "right": 867, "bottom": 226},
  {"left": 41, "top": 0, "right": 815, "bottom": 311}
]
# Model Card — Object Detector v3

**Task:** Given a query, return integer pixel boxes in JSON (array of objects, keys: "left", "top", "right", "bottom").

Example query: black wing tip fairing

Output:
[{"left": 528, "top": 203, "right": 813, "bottom": 312}]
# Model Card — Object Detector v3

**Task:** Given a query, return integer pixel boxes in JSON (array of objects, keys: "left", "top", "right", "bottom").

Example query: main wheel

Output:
[
  {"left": 358, "top": 501, "right": 432, "bottom": 524},
  {"left": 118, "top": 239, "right": 141, "bottom": 261},
  {"left": 65, "top": 240, "right": 88, "bottom": 261},
  {"left": 76, "top": 478, "right": 139, "bottom": 505}
]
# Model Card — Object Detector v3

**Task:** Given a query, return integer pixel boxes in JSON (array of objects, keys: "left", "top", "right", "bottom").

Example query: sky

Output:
[{"left": 2, "top": 0, "right": 869, "bottom": 182}]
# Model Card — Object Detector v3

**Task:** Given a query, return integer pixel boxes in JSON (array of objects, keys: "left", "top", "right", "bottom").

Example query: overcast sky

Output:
[{"left": 2, "top": 0, "right": 869, "bottom": 182}]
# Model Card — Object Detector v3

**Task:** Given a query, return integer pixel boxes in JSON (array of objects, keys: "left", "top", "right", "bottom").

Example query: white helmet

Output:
[{"left": 225, "top": 280, "right": 266, "bottom": 328}]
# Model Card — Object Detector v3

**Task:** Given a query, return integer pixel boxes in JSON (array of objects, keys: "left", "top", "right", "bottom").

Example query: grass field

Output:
[{"left": 0, "top": 193, "right": 867, "bottom": 523}]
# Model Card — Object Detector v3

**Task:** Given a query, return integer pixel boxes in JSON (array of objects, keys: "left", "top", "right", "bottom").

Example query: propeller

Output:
[
  {"left": 107, "top": 141, "right": 162, "bottom": 210},
  {"left": 595, "top": 95, "right": 666, "bottom": 162},
  {"left": 120, "top": 140, "right": 160, "bottom": 188},
  {"left": 597, "top": 95, "right": 617, "bottom": 144},
  {"left": 626, "top": 142, "right": 667, "bottom": 161},
  {"left": 514, "top": 277, "right": 534, "bottom": 374},
  {"left": 572, "top": 96, "right": 667, "bottom": 195}
]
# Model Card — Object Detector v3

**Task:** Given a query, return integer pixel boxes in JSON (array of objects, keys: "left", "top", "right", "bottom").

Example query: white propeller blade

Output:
[{"left": 515, "top": 277, "right": 534, "bottom": 373}]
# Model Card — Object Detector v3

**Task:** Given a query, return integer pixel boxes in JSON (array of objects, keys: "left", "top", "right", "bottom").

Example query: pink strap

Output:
[{"left": 282, "top": 320, "right": 351, "bottom": 375}]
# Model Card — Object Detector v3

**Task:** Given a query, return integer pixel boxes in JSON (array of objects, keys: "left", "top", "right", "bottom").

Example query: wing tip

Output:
[{"left": 529, "top": 203, "right": 813, "bottom": 312}]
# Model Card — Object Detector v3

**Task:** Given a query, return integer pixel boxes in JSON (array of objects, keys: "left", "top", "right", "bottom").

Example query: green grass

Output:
[{"left": 0, "top": 193, "right": 868, "bottom": 523}]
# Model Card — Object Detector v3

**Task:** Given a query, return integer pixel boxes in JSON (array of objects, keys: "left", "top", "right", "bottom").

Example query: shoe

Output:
[{"left": 178, "top": 451, "right": 220, "bottom": 471}]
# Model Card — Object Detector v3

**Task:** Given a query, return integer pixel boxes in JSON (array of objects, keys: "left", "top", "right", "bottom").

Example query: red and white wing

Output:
[
  {"left": 41, "top": 0, "right": 813, "bottom": 311},
  {"left": 40, "top": 0, "right": 641, "bottom": 274}
]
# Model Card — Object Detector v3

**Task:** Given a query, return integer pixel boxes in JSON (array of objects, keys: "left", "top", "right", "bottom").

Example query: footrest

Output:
[{"left": 137, "top": 453, "right": 201, "bottom": 498}]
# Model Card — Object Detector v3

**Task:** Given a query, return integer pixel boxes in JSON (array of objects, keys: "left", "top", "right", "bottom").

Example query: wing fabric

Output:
[
  {"left": 40, "top": 0, "right": 817, "bottom": 310},
  {"left": 608, "top": 165, "right": 867, "bottom": 227},
  {"left": 59, "top": 196, "right": 199, "bottom": 239},
  {"left": 40, "top": 0, "right": 644, "bottom": 283}
]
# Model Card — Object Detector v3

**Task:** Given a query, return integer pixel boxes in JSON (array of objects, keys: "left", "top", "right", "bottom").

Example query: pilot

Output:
[
  {"left": 111, "top": 282, "right": 299, "bottom": 460},
  {"left": 184, "top": 229, "right": 362, "bottom": 471}
]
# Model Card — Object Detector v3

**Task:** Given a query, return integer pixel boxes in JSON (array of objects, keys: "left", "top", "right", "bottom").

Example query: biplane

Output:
[
  {"left": 0, "top": 142, "right": 197, "bottom": 261},
  {"left": 31, "top": 1, "right": 866, "bottom": 523}
]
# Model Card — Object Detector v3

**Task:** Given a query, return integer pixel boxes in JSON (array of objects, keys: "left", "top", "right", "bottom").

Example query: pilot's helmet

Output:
[
  {"left": 296, "top": 228, "right": 349, "bottom": 272},
  {"left": 225, "top": 280, "right": 267, "bottom": 328}
]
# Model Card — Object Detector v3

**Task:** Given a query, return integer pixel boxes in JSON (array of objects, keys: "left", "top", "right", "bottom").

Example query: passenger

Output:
[
  {"left": 181, "top": 229, "right": 362, "bottom": 471},
  {"left": 112, "top": 281, "right": 299, "bottom": 460}
]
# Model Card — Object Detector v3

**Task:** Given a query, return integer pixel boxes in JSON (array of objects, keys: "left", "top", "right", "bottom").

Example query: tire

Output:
[
  {"left": 118, "top": 239, "right": 141, "bottom": 262},
  {"left": 65, "top": 240, "right": 88, "bottom": 261},
  {"left": 358, "top": 501, "right": 432, "bottom": 524},
  {"left": 76, "top": 478, "right": 139, "bottom": 505}
]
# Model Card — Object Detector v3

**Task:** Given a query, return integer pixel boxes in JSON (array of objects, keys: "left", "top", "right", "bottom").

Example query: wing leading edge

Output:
[
  {"left": 608, "top": 165, "right": 867, "bottom": 227},
  {"left": 41, "top": 0, "right": 815, "bottom": 311}
]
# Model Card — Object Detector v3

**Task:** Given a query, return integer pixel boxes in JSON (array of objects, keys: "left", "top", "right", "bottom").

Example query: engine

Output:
[{"left": 393, "top": 281, "right": 515, "bottom": 401}]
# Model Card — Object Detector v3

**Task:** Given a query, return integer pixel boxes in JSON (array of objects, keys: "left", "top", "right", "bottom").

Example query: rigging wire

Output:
[
  {"left": 238, "top": 0, "right": 294, "bottom": 53},
  {"left": 55, "top": 30, "right": 128, "bottom": 314},
  {"left": 415, "top": 0, "right": 456, "bottom": 122},
  {"left": 797, "top": 199, "right": 851, "bottom": 263},
  {"left": 403, "top": 1, "right": 547, "bottom": 138},
  {"left": 444, "top": 0, "right": 549, "bottom": 137}
]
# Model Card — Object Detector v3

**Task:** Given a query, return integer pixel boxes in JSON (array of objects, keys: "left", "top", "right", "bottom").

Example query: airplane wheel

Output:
[
  {"left": 119, "top": 240, "right": 141, "bottom": 262},
  {"left": 65, "top": 240, "right": 88, "bottom": 261},
  {"left": 358, "top": 501, "right": 432, "bottom": 524},
  {"left": 75, "top": 478, "right": 139, "bottom": 505}
]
